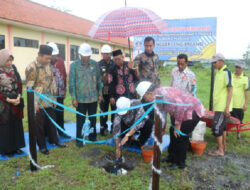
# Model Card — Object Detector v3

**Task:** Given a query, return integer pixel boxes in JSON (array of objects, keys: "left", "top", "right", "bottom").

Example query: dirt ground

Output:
[
  {"left": 160, "top": 150, "right": 250, "bottom": 190},
  {"left": 83, "top": 147, "right": 250, "bottom": 190},
  {"left": 185, "top": 152, "right": 250, "bottom": 190}
]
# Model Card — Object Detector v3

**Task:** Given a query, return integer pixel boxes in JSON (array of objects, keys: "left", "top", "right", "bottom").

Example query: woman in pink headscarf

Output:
[{"left": 0, "top": 49, "right": 25, "bottom": 157}]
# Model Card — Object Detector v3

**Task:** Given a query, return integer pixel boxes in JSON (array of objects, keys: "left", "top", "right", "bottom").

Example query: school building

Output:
[{"left": 0, "top": 0, "right": 131, "bottom": 79}]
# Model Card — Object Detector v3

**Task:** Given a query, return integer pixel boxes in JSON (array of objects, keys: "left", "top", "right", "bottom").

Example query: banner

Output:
[{"left": 133, "top": 17, "right": 217, "bottom": 61}]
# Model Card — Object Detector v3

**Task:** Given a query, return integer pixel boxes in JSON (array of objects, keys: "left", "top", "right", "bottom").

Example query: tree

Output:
[
  {"left": 243, "top": 43, "right": 250, "bottom": 69},
  {"left": 50, "top": 0, "right": 72, "bottom": 13}
]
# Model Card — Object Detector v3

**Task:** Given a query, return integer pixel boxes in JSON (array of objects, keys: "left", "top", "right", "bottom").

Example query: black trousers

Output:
[
  {"left": 168, "top": 111, "right": 200, "bottom": 165},
  {"left": 100, "top": 95, "right": 116, "bottom": 130},
  {"left": 231, "top": 108, "right": 244, "bottom": 124},
  {"left": 120, "top": 119, "right": 153, "bottom": 146},
  {"left": 76, "top": 102, "right": 97, "bottom": 142},
  {"left": 56, "top": 97, "right": 65, "bottom": 134},
  {"left": 36, "top": 108, "right": 59, "bottom": 149}
]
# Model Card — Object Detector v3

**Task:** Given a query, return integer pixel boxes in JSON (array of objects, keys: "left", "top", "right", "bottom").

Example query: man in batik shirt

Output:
[
  {"left": 133, "top": 36, "right": 160, "bottom": 87},
  {"left": 113, "top": 97, "right": 153, "bottom": 161},
  {"left": 48, "top": 42, "right": 70, "bottom": 139},
  {"left": 171, "top": 54, "right": 196, "bottom": 95},
  {"left": 69, "top": 43, "right": 102, "bottom": 147},
  {"left": 136, "top": 81, "right": 205, "bottom": 169},
  {"left": 98, "top": 45, "right": 115, "bottom": 136},
  {"left": 108, "top": 49, "right": 138, "bottom": 132},
  {"left": 25, "top": 45, "right": 66, "bottom": 155}
]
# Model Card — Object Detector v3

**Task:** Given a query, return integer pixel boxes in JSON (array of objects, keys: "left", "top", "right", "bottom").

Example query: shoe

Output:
[
  {"left": 100, "top": 127, "right": 106, "bottom": 136},
  {"left": 59, "top": 132, "right": 71, "bottom": 139},
  {"left": 164, "top": 163, "right": 186, "bottom": 170},
  {"left": 40, "top": 148, "right": 49, "bottom": 155},
  {"left": 55, "top": 142, "right": 66, "bottom": 148},
  {"left": 161, "top": 157, "right": 173, "bottom": 163},
  {"left": 88, "top": 134, "right": 97, "bottom": 141},
  {"left": 16, "top": 149, "right": 24, "bottom": 155},
  {"left": 76, "top": 141, "right": 84, "bottom": 148},
  {"left": 5, "top": 152, "right": 15, "bottom": 157}
]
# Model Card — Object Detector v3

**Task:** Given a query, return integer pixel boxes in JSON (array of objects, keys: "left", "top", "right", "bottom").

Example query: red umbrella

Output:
[{"left": 88, "top": 6, "right": 167, "bottom": 59}]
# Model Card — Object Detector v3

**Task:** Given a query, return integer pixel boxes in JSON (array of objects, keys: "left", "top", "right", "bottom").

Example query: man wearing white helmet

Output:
[
  {"left": 47, "top": 42, "right": 70, "bottom": 139},
  {"left": 113, "top": 97, "right": 153, "bottom": 161},
  {"left": 69, "top": 43, "right": 103, "bottom": 147},
  {"left": 136, "top": 81, "right": 205, "bottom": 169},
  {"left": 98, "top": 44, "right": 115, "bottom": 136}
]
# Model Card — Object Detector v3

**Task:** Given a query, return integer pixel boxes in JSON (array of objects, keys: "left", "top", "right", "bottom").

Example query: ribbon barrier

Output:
[
  {"left": 28, "top": 89, "right": 155, "bottom": 118},
  {"left": 35, "top": 95, "right": 155, "bottom": 144},
  {"left": 28, "top": 89, "right": 196, "bottom": 141}
]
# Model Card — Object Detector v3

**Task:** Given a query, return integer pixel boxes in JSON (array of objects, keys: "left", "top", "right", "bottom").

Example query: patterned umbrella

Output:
[{"left": 88, "top": 7, "right": 168, "bottom": 38}]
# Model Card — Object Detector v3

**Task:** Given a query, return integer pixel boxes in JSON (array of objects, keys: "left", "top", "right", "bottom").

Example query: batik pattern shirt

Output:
[
  {"left": 113, "top": 99, "right": 149, "bottom": 136},
  {"left": 69, "top": 59, "right": 102, "bottom": 103},
  {"left": 133, "top": 52, "right": 160, "bottom": 86},
  {"left": 156, "top": 87, "right": 205, "bottom": 126},
  {"left": 25, "top": 60, "right": 57, "bottom": 108},
  {"left": 99, "top": 59, "right": 114, "bottom": 95},
  {"left": 171, "top": 67, "right": 196, "bottom": 94},
  {"left": 108, "top": 62, "right": 138, "bottom": 100},
  {"left": 50, "top": 57, "right": 67, "bottom": 97}
]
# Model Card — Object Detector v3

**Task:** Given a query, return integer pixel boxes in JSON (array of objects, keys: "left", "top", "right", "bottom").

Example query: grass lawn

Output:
[{"left": 0, "top": 62, "right": 249, "bottom": 190}]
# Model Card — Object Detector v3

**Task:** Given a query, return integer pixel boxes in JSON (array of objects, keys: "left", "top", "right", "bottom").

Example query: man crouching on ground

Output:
[{"left": 113, "top": 97, "right": 153, "bottom": 162}]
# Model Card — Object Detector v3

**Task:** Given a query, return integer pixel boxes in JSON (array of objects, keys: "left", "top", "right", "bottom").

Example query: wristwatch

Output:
[{"left": 125, "top": 133, "right": 130, "bottom": 137}]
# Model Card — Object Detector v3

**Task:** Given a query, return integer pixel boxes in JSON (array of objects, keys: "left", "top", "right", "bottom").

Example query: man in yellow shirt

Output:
[
  {"left": 231, "top": 61, "right": 249, "bottom": 139},
  {"left": 209, "top": 53, "right": 233, "bottom": 157}
]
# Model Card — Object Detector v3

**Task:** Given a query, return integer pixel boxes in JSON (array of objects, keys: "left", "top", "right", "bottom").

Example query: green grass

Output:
[{"left": 1, "top": 62, "right": 250, "bottom": 189}]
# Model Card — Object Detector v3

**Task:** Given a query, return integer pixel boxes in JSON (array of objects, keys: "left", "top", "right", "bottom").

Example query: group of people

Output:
[{"left": 0, "top": 36, "right": 248, "bottom": 171}]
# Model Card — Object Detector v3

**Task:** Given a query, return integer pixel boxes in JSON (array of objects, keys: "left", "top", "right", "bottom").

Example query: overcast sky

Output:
[{"left": 32, "top": 0, "right": 250, "bottom": 59}]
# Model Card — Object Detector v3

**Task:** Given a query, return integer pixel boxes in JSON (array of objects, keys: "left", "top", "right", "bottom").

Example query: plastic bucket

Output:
[
  {"left": 190, "top": 140, "right": 207, "bottom": 155},
  {"left": 141, "top": 145, "right": 154, "bottom": 162}
]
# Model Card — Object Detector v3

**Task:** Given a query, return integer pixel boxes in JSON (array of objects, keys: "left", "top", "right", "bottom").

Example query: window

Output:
[
  {"left": 0, "top": 35, "right": 5, "bottom": 49},
  {"left": 91, "top": 47, "right": 99, "bottom": 54},
  {"left": 56, "top": 43, "right": 65, "bottom": 60},
  {"left": 70, "top": 45, "right": 79, "bottom": 61},
  {"left": 125, "top": 52, "right": 130, "bottom": 58},
  {"left": 14, "top": 37, "right": 39, "bottom": 48}
]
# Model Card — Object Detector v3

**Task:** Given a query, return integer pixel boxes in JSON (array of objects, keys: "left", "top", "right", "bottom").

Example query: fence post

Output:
[
  {"left": 209, "top": 64, "right": 214, "bottom": 111},
  {"left": 27, "top": 88, "right": 37, "bottom": 171},
  {"left": 152, "top": 95, "right": 163, "bottom": 190}
]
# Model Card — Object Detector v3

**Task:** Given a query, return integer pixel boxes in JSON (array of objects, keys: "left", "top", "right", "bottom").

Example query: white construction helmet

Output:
[
  {"left": 47, "top": 42, "right": 59, "bottom": 55},
  {"left": 101, "top": 44, "right": 112, "bottom": 53},
  {"left": 116, "top": 97, "right": 131, "bottom": 115},
  {"left": 136, "top": 81, "right": 152, "bottom": 99},
  {"left": 78, "top": 43, "right": 92, "bottom": 56}
]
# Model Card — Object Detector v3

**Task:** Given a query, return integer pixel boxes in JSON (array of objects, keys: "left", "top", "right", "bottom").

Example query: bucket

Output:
[
  {"left": 141, "top": 145, "right": 154, "bottom": 162},
  {"left": 190, "top": 140, "right": 207, "bottom": 155}
]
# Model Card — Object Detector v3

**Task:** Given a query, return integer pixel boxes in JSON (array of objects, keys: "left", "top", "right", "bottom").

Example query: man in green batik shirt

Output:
[{"left": 69, "top": 43, "right": 103, "bottom": 147}]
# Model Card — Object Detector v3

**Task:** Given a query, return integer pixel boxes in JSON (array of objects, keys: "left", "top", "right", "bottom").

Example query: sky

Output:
[{"left": 31, "top": 0, "right": 250, "bottom": 59}]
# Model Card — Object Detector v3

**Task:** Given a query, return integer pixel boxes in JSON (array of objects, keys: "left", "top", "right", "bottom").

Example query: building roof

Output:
[{"left": 0, "top": 0, "right": 129, "bottom": 47}]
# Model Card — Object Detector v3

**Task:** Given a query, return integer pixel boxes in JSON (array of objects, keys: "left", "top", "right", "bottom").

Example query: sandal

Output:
[{"left": 208, "top": 151, "right": 224, "bottom": 157}]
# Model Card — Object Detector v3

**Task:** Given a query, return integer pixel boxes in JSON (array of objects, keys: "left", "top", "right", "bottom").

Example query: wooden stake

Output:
[
  {"left": 27, "top": 88, "right": 37, "bottom": 171},
  {"left": 152, "top": 95, "right": 163, "bottom": 190},
  {"left": 209, "top": 64, "right": 214, "bottom": 111}
]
